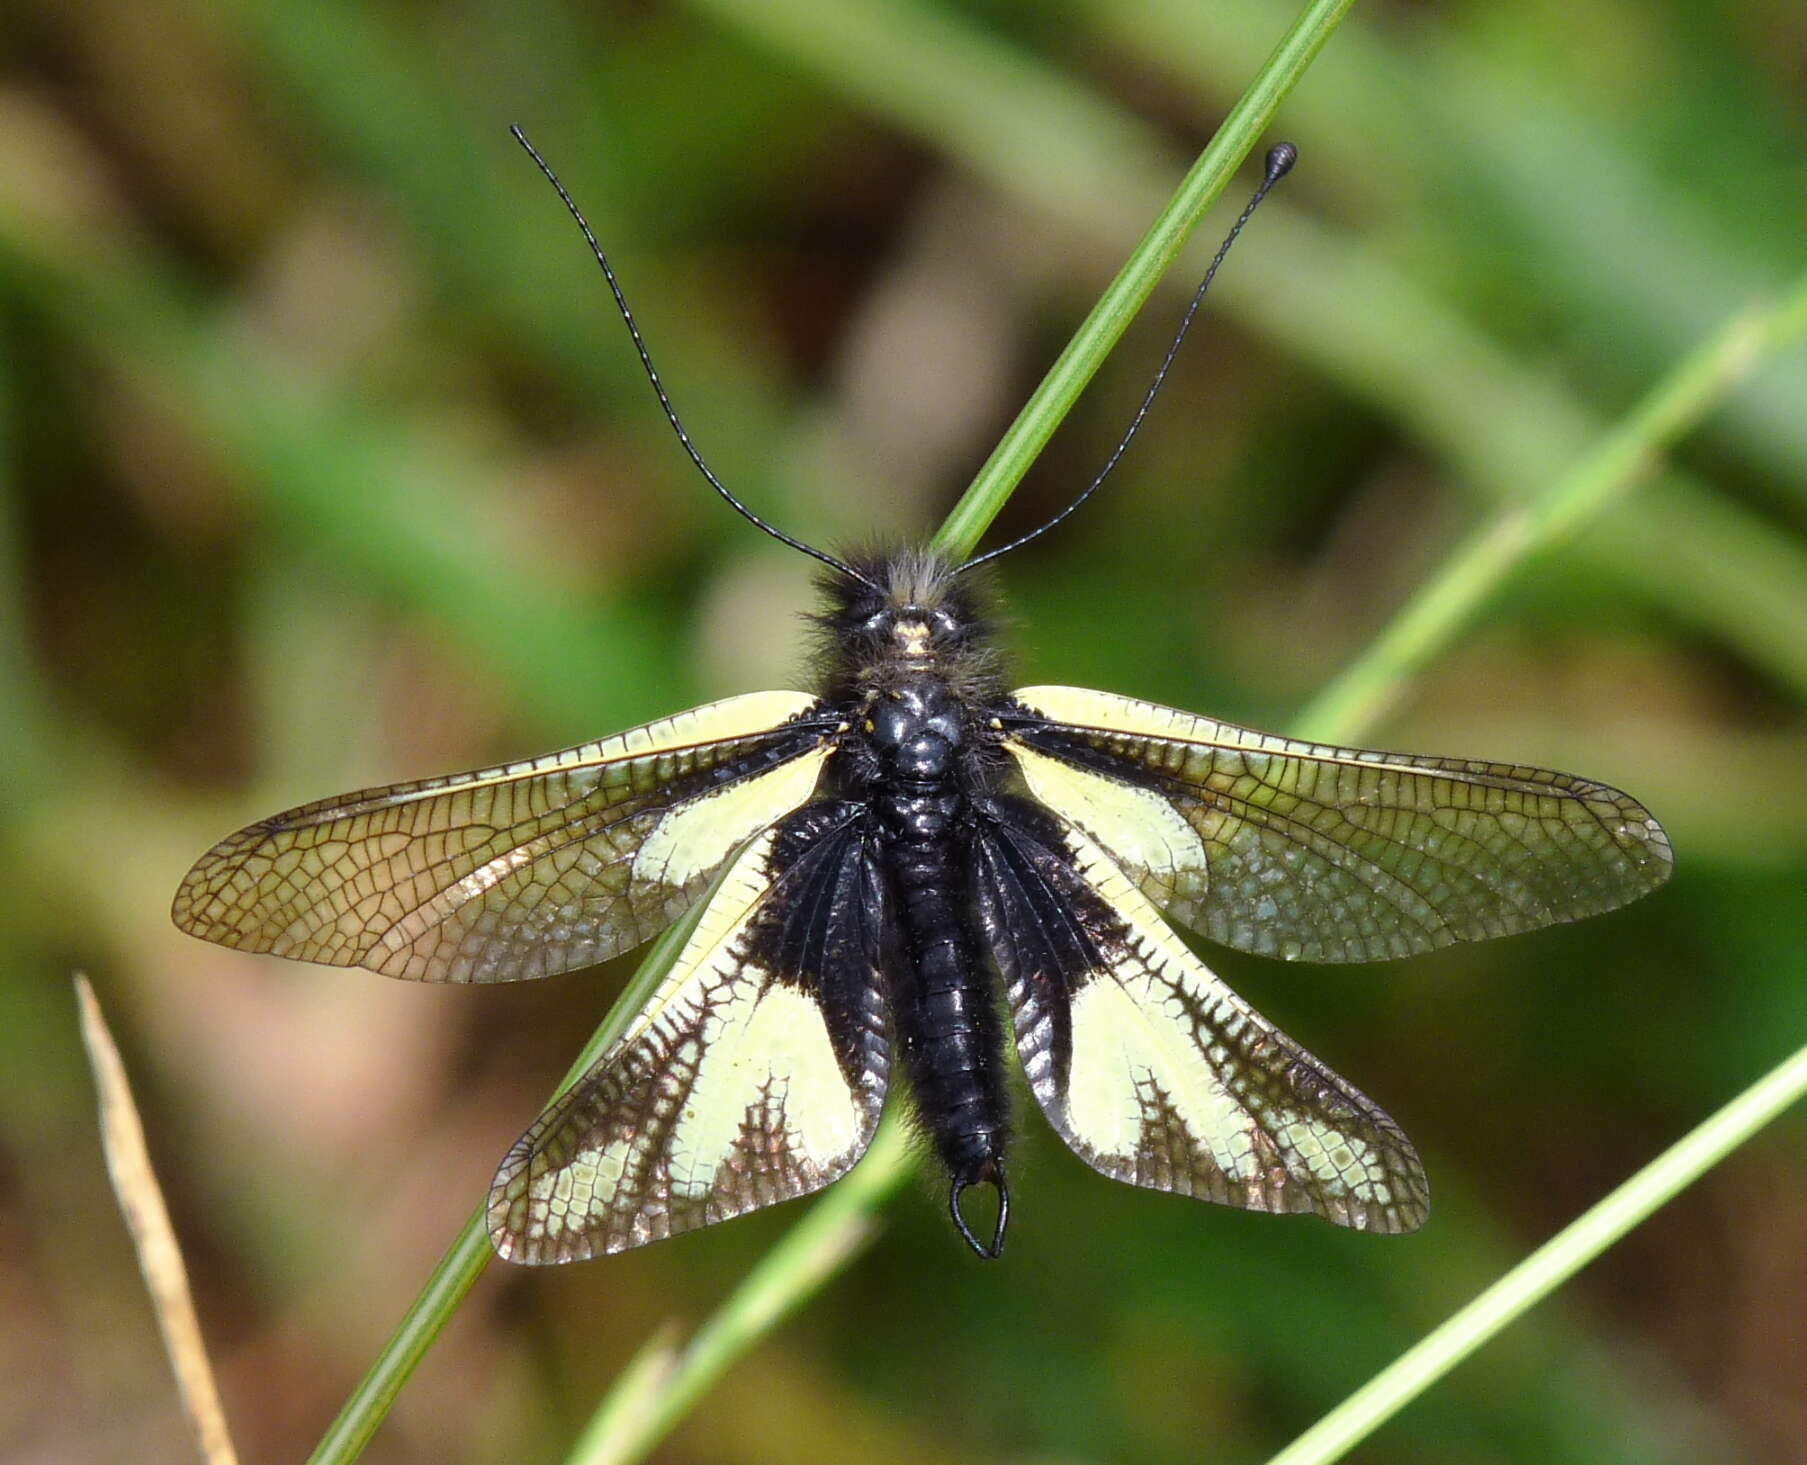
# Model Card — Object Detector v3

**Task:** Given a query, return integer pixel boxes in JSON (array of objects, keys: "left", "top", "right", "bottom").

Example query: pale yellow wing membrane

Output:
[
  {"left": 975, "top": 806, "right": 1426, "bottom": 1233},
  {"left": 489, "top": 806, "right": 889, "bottom": 1261},
  {"left": 1007, "top": 685, "right": 1671, "bottom": 963},
  {"left": 173, "top": 692, "right": 830, "bottom": 983}
]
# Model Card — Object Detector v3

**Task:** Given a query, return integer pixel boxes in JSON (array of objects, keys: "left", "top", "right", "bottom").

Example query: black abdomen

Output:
[
  {"left": 878, "top": 787, "right": 1011, "bottom": 1253},
  {"left": 832, "top": 596, "right": 1013, "bottom": 1255}
]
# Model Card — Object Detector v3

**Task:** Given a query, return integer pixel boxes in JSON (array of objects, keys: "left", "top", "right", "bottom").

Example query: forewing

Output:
[
  {"left": 488, "top": 802, "right": 891, "bottom": 1261},
  {"left": 974, "top": 796, "right": 1427, "bottom": 1233},
  {"left": 173, "top": 692, "right": 833, "bottom": 982},
  {"left": 1005, "top": 685, "right": 1671, "bottom": 963}
]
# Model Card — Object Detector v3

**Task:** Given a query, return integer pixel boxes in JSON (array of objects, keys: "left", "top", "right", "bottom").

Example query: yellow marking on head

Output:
[{"left": 894, "top": 620, "right": 931, "bottom": 658}]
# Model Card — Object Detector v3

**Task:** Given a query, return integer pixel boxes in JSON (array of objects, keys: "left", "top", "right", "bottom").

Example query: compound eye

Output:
[{"left": 930, "top": 609, "right": 960, "bottom": 637}]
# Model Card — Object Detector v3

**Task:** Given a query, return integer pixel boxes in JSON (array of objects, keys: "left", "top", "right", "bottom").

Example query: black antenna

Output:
[
  {"left": 511, "top": 126, "right": 878, "bottom": 591},
  {"left": 959, "top": 142, "right": 1297, "bottom": 575}
]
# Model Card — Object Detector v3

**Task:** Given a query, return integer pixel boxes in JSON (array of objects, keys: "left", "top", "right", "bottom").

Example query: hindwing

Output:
[
  {"left": 488, "top": 801, "right": 891, "bottom": 1261},
  {"left": 173, "top": 692, "right": 834, "bottom": 983},
  {"left": 1004, "top": 685, "right": 1671, "bottom": 963},
  {"left": 973, "top": 795, "right": 1427, "bottom": 1233}
]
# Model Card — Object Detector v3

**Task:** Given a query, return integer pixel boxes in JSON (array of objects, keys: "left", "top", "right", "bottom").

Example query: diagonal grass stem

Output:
[
  {"left": 1296, "top": 269, "right": 1807, "bottom": 742},
  {"left": 1265, "top": 1040, "right": 1807, "bottom": 1465}
]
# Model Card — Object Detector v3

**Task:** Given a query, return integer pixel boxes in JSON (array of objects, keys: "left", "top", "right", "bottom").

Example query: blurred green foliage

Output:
[{"left": 2, "top": 2, "right": 1804, "bottom": 1463}]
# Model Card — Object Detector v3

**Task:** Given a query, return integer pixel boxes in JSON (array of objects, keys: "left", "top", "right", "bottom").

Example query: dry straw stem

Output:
[
  {"left": 296, "top": 3, "right": 1807, "bottom": 1461},
  {"left": 76, "top": 975, "right": 241, "bottom": 1465},
  {"left": 307, "top": 5, "right": 1352, "bottom": 1461}
]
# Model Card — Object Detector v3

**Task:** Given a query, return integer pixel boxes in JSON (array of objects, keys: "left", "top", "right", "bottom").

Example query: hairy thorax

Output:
[{"left": 816, "top": 550, "right": 1009, "bottom": 808}]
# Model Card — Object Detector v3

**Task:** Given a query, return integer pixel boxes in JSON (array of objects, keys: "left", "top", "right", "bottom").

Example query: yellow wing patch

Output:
[
  {"left": 1005, "top": 739, "right": 1206, "bottom": 907},
  {"left": 173, "top": 691, "right": 828, "bottom": 983},
  {"left": 489, "top": 822, "right": 887, "bottom": 1261},
  {"left": 988, "top": 811, "right": 1427, "bottom": 1233},
  {"left": 1009, "top": 684, "right": 1671, "bottom": 964},
  {"left": 632, "top": 748, "right": 827, "bottom": 890},
  {"left": 668, "top": 982, "right": 864, "bottom": 1199}
]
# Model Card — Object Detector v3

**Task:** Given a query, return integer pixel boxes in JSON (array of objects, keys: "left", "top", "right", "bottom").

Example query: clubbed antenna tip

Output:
[{"left": 958, "top": 139, "right": 1300, "bottom": 575}]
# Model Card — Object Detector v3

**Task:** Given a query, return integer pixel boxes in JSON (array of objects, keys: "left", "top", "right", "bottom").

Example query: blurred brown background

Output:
[{"left": 3, "top": 1, "right": 1806, "bottom": 1462}]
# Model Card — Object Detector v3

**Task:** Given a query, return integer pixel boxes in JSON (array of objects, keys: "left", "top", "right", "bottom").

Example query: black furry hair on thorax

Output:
[{"left": 810, "top": 547, "right": 1008, "bottom": 707}]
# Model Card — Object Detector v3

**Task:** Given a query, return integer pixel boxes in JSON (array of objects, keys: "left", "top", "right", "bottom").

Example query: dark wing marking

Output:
[
  {"left": 488, "top": 801, "right": 891, "bottom": 1261},
  {"left": 974, "top": 795, "right": 1428, "bottom": 1233},
  {"left": 173, "top": 692, "right": 835, "bottom": 982},
  {"left": 1004, "top": 685, "right": 1671, "bottom": 963}
]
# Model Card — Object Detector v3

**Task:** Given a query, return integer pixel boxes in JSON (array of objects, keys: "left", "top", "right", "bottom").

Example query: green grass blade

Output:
[
  {"left": 1265, "top": 1040, "right": 1807, "bottom": 1465},
  {"left": 1212, "top": 198, "right": 1807, "bottom": 704},
  {"left": 931, "top": 0, "right": 1352, "bottom": 560},
  {"left": 1257, "top": 273, "right": 1807, "bottom": 1459},
  {"left": 1295, "top": 267, "right": 1807, "bottom": 741},
  {"left": 565, "top": 1116, "right": 912, "bottom": 1465},
  {"left": 305, "top": 902, "right": 712, "bottom": 1465},
  {"left": 690, "top": 0, "right": 1807, "bottom": 702},
  {"left": 302, "top": 1224, "right": 491, "bottom": 1465},
  {"left": 549, "top": 7, "right": 1357, "bottom": 1460},
  {"left": 678, "top": 0, "right": 1352, "bottom": 560}
]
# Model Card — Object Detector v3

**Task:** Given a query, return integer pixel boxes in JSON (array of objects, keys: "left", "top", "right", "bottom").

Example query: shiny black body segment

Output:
[
  {"left": 171, "top": 140, "right": 1678, "bottom": 1266},
  {"left": 802, "top": 550, "right": 1022, "bottom": 1254},
  {"left": 173, "top": 538, "right": 1672, "bottom": 1263}
]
